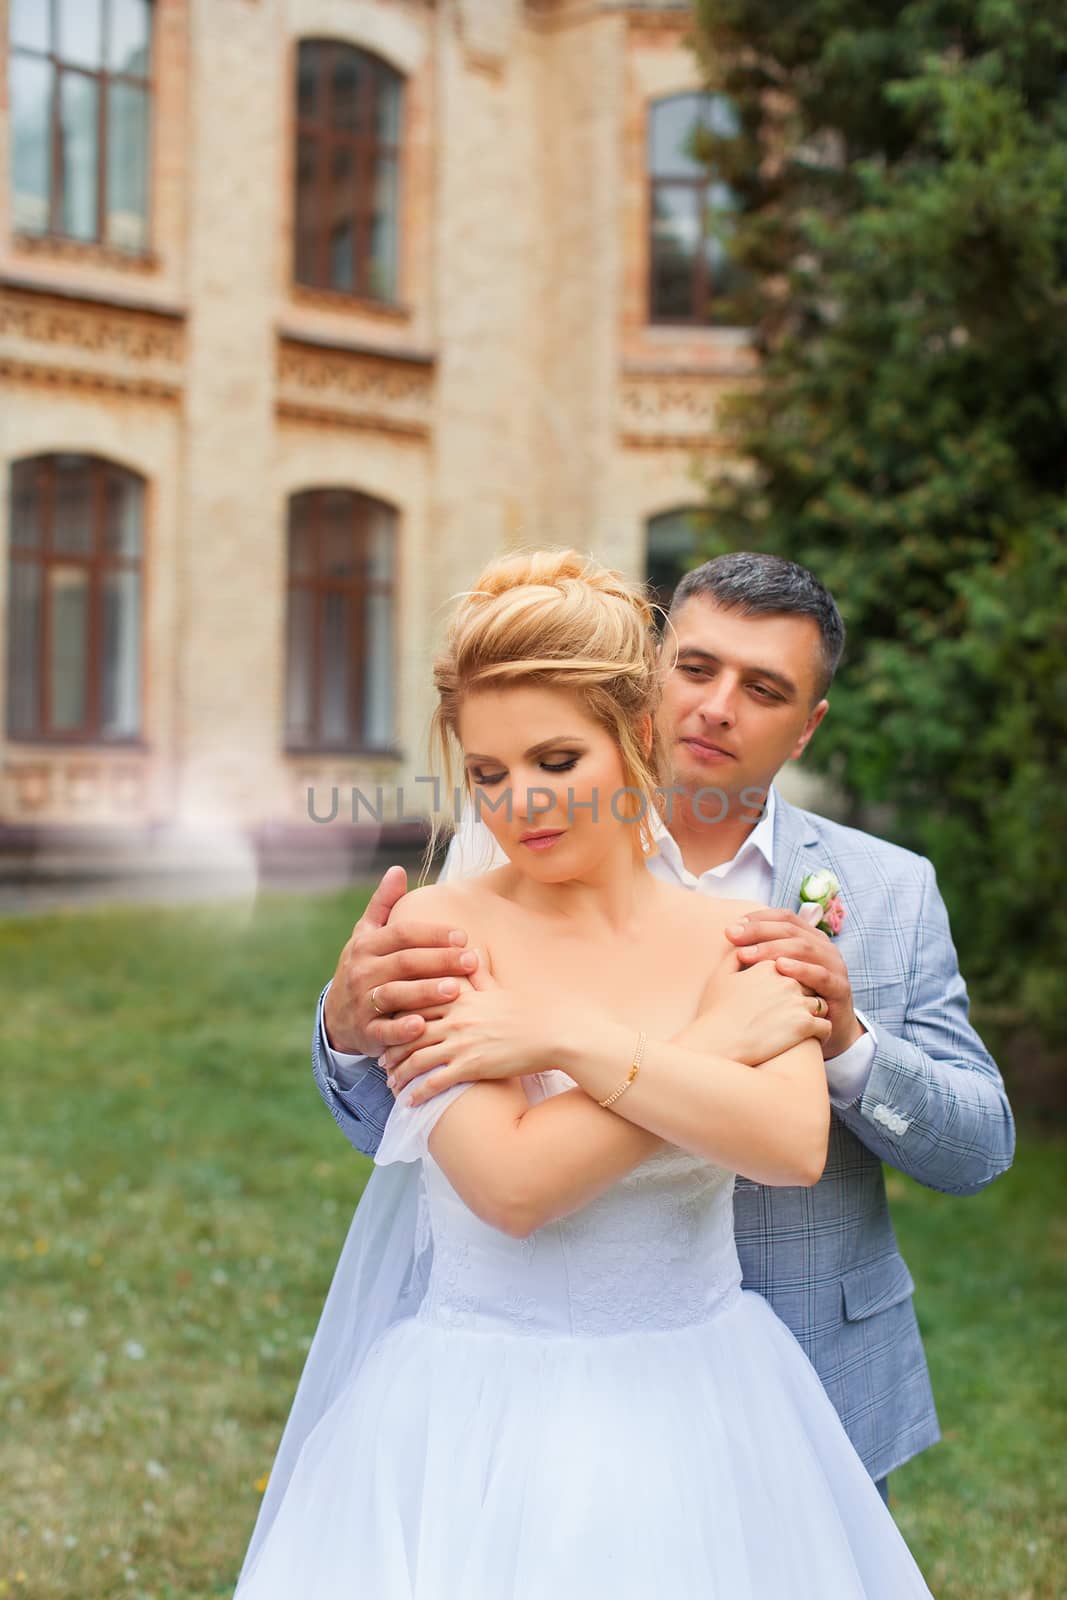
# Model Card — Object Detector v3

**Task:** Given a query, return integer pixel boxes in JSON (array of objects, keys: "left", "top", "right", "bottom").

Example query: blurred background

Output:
[{"left": 1, "top": 1, "right": 1064, "bottom": 1597}]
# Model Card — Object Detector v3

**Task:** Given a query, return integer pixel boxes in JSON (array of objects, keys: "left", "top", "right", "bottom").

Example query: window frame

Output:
[
  {"left": 9, "top": 0, "right": 155, "bottom": 252},
  {"left": 645, "top": 505, "right": 710, "bottom": 613},
  {"left": 6, "top": 453, "right": 147, "bottom": 746},
  {"left": 283, "top": 488, "right": 398, "bottom": 756},
  {"left": 292, "top": 37, "right": 404, "bottom": 305},
  {"left": 647, "top": 91, "right": 743, "bottom": 329}
]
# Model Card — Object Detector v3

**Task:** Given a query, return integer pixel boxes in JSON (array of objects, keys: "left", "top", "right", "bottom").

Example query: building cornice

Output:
[
  {"left": 275, "top": 325, "right": 435, "bottom": 369},
  {"left": 0, "top": 273, "right": 185, "bottom": 323}
]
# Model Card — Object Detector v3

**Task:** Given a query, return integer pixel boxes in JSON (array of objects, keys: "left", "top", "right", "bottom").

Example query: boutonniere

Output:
[{"left": 797, "top": 869, "right": 846, "bottom": 936}]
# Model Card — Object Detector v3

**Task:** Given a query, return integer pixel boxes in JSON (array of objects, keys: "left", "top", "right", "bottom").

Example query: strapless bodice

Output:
[{"left": 418, "top": 1071, "right": 742, "bottom": 1338}]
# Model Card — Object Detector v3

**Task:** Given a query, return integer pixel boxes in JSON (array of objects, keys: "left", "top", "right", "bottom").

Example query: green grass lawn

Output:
[{"left": 2, "top": 892, "right": 1063, "bottom": 1599}]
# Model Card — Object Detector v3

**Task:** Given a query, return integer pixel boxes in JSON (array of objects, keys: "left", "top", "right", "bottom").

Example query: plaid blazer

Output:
[
  {"left": 312, "top": 796, "right": 1015, "bottom": 1482},
  {"left": 734, "top": 796, "right": 1014, "bottom": 1480}
]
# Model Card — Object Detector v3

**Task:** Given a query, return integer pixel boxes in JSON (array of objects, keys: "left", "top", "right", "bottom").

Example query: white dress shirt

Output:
[{"left": 323, "top": 785, "right": 877, "bottom": 1110}]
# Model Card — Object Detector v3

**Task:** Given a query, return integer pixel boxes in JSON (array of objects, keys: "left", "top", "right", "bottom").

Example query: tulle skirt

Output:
[{"left": 236, "top": 1287, "right": 932, "bottom": 1598}]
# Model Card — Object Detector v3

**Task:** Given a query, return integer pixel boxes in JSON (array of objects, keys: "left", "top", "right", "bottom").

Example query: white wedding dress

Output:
[{"left": 235, "top": 1070, "right": 933, "bottom": 1598}]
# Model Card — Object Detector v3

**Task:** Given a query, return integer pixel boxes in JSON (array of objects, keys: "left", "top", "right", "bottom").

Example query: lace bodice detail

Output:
[{"left": 417, "top": 1070, "right": 742, "bottom": 1338}]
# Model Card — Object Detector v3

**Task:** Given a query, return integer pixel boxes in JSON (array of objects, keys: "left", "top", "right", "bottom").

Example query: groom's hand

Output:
[
  {"left": 725, "top": 909, "right": 865, "bottom": 1060},
  {"left": 322, "top": 865, "right": 478, "bottom": 1057}
]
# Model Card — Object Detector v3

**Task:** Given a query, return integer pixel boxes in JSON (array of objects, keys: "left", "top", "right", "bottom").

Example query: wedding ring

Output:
[
  {"left": 369, "top": 985, "right": 387, "bottom": 1017},
  {"left": 814, "top": 995, "right": 828, "bottom": 1019}
]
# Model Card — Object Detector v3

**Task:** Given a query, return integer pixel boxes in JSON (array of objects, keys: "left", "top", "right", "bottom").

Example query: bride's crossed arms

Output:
[{"left": 378, "top": 875, "right": 833, "bottom": 1240}]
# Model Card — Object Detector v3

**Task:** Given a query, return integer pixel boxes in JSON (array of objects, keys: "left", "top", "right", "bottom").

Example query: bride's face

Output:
[{"left": 457, "top": 684, "right": 638, "bottom": 880}]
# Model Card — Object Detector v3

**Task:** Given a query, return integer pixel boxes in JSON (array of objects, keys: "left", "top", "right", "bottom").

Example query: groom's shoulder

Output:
[{"left": 791, "top": 804, "right": 932, "bottom": 888}]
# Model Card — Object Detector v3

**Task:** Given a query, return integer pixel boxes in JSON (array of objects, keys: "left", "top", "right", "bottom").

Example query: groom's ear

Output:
[
  {"left": 637, "top": 712, "right": 654, "bottom": 759},
  {"left": 789, "top": 698, "right": 829, "bottom": 761}
]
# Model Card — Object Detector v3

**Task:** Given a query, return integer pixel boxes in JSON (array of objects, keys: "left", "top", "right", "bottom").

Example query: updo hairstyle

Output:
[{"left": 422, "top": 548, "right": 672, "bottom": 877}]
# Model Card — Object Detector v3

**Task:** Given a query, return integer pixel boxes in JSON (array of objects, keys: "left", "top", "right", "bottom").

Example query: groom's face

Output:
[{"left": 657, "top": 597, "right": 829, "bottom": 802}]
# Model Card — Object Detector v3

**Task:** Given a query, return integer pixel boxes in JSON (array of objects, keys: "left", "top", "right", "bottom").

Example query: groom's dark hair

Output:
[{"left": 668, "top": 551, "right": 845, "bottom": 699}]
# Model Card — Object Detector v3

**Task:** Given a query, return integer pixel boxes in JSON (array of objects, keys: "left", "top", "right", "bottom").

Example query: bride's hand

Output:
[
  {"left": 380, "top": 953, "right": 584, "bottom": 1105},
  {"left": 678, "top": 958, "right": 832, "bottom": 1067}
]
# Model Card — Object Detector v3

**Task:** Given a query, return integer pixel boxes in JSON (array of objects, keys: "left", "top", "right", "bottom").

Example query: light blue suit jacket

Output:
[{"left": 312, "top": 796, "right": 1014, "bottom": 1482}]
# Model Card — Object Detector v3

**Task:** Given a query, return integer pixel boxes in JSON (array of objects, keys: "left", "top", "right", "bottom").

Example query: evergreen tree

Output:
[{"left": 692, "top": 0, "right": 1067, "bottom": 1038}]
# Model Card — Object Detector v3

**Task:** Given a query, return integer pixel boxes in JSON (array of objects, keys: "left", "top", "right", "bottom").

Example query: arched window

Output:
[
  {"left": 285, "top": 489, "right": 396, "bottom": 751},
  {"left": 294, "top": 40, "right": 403, "bottom": 301},
  {"left": 6, "top": 454, "right": 144, "bottom": 741},
  {"left": 648, "top": 93, "right": 745, "bottom": 325},
  {"left": 645, "top": 507, "right": 710, "bottom": 612},
  {"left": 9, "top": 0, "right": 153, "bottom": 250}
]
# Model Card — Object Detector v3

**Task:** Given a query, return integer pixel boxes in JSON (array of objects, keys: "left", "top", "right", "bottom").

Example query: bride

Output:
[{"left": 234, "top": 550, "right": 932, "bottom": 1597}]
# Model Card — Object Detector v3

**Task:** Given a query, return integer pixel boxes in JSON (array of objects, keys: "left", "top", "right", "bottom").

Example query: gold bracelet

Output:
[{"left": 597, "top": 1030, "right": 646, "bottom": 1108}]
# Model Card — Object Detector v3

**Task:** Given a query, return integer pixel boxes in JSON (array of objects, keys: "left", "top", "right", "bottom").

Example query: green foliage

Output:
[{"left": 692, "top": 0, "right": 1067, "bottom": 1035}]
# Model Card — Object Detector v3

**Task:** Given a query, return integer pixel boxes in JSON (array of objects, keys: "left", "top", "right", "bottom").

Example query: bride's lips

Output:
[
  {"left": 520, "top": 830, "right": 566, "bottom": 851},
  {"left": 680, "top": 737, "right": 737, "bottom": 762}
]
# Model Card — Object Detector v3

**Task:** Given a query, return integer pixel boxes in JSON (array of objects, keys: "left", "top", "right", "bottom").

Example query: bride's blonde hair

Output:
[{"left": 422, "top": 548, "right": 673, "bottom": 879}]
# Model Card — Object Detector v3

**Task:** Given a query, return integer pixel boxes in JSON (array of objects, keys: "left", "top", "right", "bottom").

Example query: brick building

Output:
[{"left": 1, "top": 0, "right": 760, "bottom": 878}]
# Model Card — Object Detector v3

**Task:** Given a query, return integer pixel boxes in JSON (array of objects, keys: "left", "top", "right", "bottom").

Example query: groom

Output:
[{"left": 312, "top": 551, "right": 1014, "bottom": 1502}]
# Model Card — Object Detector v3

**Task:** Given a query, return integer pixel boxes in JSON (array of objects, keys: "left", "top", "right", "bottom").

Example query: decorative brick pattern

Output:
[
  {"left": 0, "top": 284, "right": 185, "bottom": 397},
  {"left": 276, "top": 337, "right": 434, "bottom": 437}
]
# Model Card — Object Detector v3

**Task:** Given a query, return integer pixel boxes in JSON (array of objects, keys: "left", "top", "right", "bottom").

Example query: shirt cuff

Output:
[
  {"left": 824, "top": 1008, "right": 877, "bottom": 1109},
  {"left": 318, "top": 982, "right": 379, "bottom": 1092}
]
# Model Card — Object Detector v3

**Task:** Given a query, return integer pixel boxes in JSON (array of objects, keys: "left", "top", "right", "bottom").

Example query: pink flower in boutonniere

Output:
[{"left": 798, "top": 869, "right": 847, "bottom": 937}]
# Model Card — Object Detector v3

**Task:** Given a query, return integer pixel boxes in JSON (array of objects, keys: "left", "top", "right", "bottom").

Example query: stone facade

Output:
[{"left": 0, "top": 0, "right": 762, "bottom": 866}]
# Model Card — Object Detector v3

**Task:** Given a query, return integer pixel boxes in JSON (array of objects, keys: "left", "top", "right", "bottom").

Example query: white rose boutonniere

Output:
[{"left": 798, "top": 869, "right": 846, "bottom": 937}]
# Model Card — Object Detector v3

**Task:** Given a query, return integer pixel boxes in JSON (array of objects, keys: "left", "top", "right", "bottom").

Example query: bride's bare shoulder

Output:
[
  {"left": 703, "top": 893, "right": 768, "bottom": 925},
  {"left": 657, "top": 882, "right": 769, "bottom": 940},
  {"left": 389, "top": 872, "right": 505, "bottom": 935}
]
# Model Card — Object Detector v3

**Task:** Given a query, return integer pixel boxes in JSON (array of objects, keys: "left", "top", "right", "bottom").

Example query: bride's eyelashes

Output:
[{"left": 470, "top": 755, "right": 581, "bottom": 788}]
